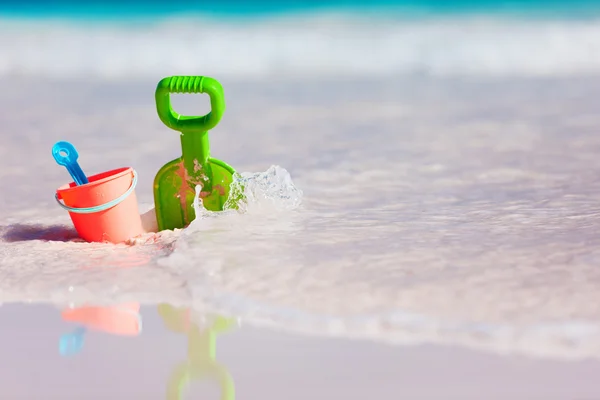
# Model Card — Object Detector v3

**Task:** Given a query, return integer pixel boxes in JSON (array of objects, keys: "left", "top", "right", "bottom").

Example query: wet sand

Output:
[{"left": 1, "top": 303, "right": 599, "bottom": 400}]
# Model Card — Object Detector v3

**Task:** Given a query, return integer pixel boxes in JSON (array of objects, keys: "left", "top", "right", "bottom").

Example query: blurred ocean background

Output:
[{"left": 2, "top": 0, "right": 600, "bottom": 79}]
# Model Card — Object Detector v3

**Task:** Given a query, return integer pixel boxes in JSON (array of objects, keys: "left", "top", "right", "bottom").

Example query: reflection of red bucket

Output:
[
  {"left": 55, "top": 167, "right": 143, "bottom": 243},
  {"left": 61, "top": 303, "right": 142, "bottom": 336}
]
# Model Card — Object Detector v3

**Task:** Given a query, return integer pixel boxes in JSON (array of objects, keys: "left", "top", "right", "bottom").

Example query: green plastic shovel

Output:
[{"left": 153, "top": 76, "right": 236, "bottom": 231}]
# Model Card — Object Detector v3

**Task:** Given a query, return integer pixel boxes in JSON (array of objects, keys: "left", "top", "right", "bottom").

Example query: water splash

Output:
[{"left": 192, "top": 165, "right": 303, "bottom": 220}]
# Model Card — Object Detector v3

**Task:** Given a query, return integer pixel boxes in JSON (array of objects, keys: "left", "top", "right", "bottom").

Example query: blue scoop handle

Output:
[{"left": 52, "top": 141, "right": 89, "bottom": 185}]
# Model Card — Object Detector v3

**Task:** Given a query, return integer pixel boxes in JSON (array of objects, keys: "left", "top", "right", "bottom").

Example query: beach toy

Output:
[
  {"left": 53, "top": 141, "right": 144, "bottom": 243},
  {"left": 52, "top": 141, "right": 89, "bottom": 185},
  {"left": 153, "top": 76, "right": 237, "bottom": 231},
  {"left": 59, "top": 303, "right": 142, "bottom": 356},
  {"left": 158, "top": 304, "right": 236, "bottom": 400}
]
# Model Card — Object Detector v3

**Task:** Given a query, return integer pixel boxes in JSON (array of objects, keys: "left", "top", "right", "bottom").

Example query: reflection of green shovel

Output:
[
  {"left": 153, "top": 76, "right": 236, "bottom": 231},
  {"left": 158, "top": 304, "right": 237, "bottom": 400}
]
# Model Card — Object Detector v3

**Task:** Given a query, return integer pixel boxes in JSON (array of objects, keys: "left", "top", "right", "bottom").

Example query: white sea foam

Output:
[{"left": 2, "top": 14, "right": 600, "bottom": 79}]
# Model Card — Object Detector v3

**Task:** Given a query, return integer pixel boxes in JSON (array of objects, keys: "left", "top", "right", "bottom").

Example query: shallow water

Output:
[{"left": 2, "top": 75, "right": 600, "bottom": 361}]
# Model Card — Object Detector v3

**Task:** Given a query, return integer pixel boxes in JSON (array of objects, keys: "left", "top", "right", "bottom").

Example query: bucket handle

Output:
[{"left": 55, "top": 170, "right": 138, "bottom": 214}]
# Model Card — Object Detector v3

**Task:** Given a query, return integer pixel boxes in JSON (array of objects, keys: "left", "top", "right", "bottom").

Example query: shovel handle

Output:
[{"left": 155, "top": 76, "right": 225, "bottom": 133}]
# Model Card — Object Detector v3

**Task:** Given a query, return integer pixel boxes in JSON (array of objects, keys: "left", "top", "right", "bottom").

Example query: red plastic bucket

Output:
[{"left": 55, "top": 167, "right": 144, "bottom": 243}]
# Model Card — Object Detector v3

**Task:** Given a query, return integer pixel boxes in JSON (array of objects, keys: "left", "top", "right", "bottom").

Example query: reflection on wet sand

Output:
[
  {"left": 158, "top": 304, "right": 237, "bottom": 400},
  {"left": 55, "top": 301, "right": 237, "bottom": 398},
  {"left": 59, "top": 302, "right": 142, "bottom": 356}
]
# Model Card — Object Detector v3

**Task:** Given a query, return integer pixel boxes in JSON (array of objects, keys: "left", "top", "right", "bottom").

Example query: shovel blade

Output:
[{"left": 153, "top": 157, "right": 235, "bottom": 231}]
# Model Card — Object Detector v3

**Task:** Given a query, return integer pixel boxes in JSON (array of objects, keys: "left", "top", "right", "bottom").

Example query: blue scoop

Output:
[{"left": 52, "top": 141, "right": 89, "bottom": 185}]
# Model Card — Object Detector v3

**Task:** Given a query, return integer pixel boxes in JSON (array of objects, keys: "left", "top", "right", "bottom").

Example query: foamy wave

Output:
[{"left": 3, "top": 14, "right": 600, "bottom": 79}]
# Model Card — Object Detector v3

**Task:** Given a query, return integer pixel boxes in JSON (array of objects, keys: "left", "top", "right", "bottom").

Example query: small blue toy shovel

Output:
[{"left": 52, "top": 141, "right": 88, "bottom": 185}]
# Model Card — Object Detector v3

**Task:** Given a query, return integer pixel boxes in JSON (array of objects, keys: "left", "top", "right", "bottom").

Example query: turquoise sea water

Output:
[{"left": 2, "top": 0, "right": 600, "bottom": 18}]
